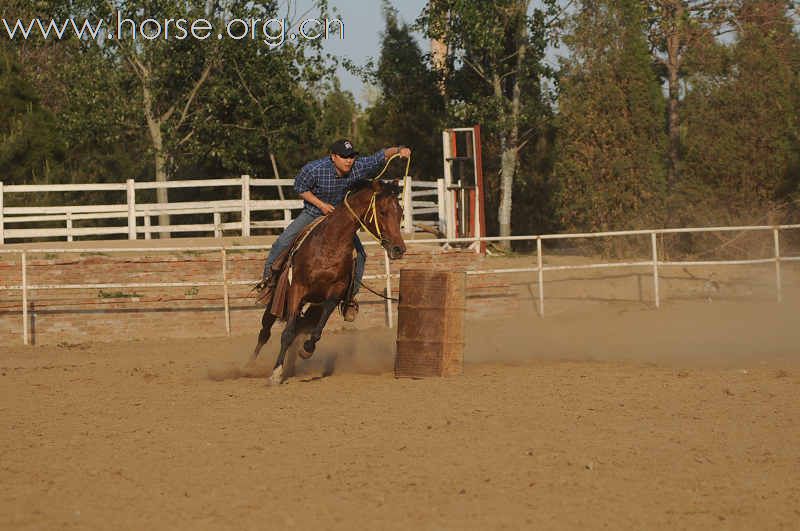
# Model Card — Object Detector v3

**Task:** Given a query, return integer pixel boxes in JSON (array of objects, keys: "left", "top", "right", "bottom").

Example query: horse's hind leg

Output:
[
  {"left": 302, "top": 298, "right": 339, "bottom": 357},
  {"left": 270, "top": 314, "right": 298, "bottom": 385},
  {"left": 249, "top": 309, "right": 277, "bottom": 363}
]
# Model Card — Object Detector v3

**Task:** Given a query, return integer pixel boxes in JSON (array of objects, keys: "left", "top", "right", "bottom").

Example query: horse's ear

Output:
[{"left": 370, "top": 179, "right": 382, "bottom": 191}]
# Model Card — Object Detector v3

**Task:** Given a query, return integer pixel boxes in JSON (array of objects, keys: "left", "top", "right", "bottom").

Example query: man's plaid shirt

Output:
[{"left": 294, "top": 150, "right": 386, "bottom": 217}]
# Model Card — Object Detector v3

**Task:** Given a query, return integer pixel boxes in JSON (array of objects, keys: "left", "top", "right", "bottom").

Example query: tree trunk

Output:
[
  {"left": 430, "top": 37, "right": 448, "bottom": 96},
  {"left": 495, "top": 10, "right": 527, "bottom": 250},
  {"left": 666, "top": 19, "right": 681, "bottom": 190},
  {"left": 154, "top": 148, "right": 170, "bottom": 238},
  {"left": 142, "top": 81, "right": 170, "bottom": 238}
]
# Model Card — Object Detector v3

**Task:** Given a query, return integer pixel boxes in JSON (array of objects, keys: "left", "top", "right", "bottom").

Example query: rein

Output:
[
  {"left": 343, "top": 189, "right": 384, "bottom": 244},
  {"left": 342, "top": 152, "right": 411, "bottom": 246},
  {"left": 342, "top": 152, "right": 409, "bottom": 302}
]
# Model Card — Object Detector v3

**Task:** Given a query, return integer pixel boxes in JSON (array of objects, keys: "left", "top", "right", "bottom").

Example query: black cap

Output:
[{"left": 330, "top": 139, "right": 358, "bottom": 157}]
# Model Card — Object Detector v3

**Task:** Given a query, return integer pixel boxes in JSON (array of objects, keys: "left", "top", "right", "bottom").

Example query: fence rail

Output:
[
  {"left": 0, "top": 177, "right": 446, "bottom": 244},
  {"left": 1, "top": 224, "right": 798, "bottom": 345}
]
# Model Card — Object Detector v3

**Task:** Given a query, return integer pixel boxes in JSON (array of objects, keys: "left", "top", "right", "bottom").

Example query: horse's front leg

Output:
[
  {"left": 270, "top": 314, "right": 298, "bottom": 385},
  {"left": 301, "top": 298, "right": 340, "bottom": 358}
]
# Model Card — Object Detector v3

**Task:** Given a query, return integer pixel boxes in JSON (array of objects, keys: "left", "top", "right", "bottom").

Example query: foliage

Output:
[
  {"left": 554, "top": 0, "right": 667, "bottom": 242},
  {"left": 418, "top": 0, "right": 560, "bottom": 240},
  {"left": 681, "top": 1, "right": 800, "bottom": 225},
  {"left": 361, "top": 5, "right": 445, "bottom": 181}
]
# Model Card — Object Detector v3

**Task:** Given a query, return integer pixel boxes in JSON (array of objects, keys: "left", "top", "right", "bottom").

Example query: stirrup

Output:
[{"left": 342, "top": 299, "right": 359, "bottom": 322}]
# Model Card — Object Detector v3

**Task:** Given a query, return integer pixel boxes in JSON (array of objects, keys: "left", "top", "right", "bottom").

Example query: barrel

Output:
[{"left": 395, "top": 269, "right": 466, "bottom": 377}]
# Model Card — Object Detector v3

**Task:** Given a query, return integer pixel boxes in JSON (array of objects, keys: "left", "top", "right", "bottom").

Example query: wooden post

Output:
[
  {"left": 402, "top": 175, "right": 413, "bottom": 234},
  {"left": 536, "top": 237, "right": 544, "bottom": 317},
  {"left": 384, "top": 250, "right": 393, "bottom": 328},
  {"left": 66, "top": 213, "right": 73, "bottom": 242},
  {"left": 436, "top": 179, "right": 446, "bottom": 238},
  {"left": 222, "top": 248, "right": 231, "bottom": 335},
  {"left": 472, "top": 125, "right": 486, "bottom": 254},
  {"left": 0, "top": 181, "right": 4, "bottom": 245},
  {"left": 143, "top": 211, "right": 151, "bottom": 240},
  {"left": 213, "top": 210, "right": 222, "bottom": 239},
  {"left": 651, "top": 232, "right": 660, "bottom": 308},
  {"left": 22, "top": 251, "right": 28, "bottom": 345},
  {"left": 774, "top": 228, "right": 782, "bottom": 303},
  {"left": 126, "top": 179, "right": 136, "bottom": 240},
  {"left": 241, "top": 175, "right": 251, "bottom": 237}
]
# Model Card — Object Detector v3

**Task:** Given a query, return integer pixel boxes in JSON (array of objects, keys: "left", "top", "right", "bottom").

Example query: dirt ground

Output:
[{"left": 2, "top": 294, "right": 800, "bottom": 530}]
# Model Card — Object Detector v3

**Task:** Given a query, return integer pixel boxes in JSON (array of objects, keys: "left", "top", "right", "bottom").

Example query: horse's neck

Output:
[{"left": 321, "top": 190, "right": 371, "bottom": 244}]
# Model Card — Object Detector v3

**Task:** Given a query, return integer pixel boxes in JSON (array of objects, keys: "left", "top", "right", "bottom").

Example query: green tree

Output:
[
  {"left": 362, "top": 6, "right": 444, "bottom": 181},
  {"left": 419, "top": 0, "right": 558, "bottom": 244},
  {"left": 681, "top": 1, "right": 800, "bottom": 225},
  {"left": 647, "top": 1, "right": 737, "bottom": 190},
  {"left": 554, "top": 0, "right": 667, "bottom": 243},
  {"left": 0, "top": 46, "right": 63, "bottom": 185},
  {"left": 319, "top": 80, "right": 359, "bottom": 146}
]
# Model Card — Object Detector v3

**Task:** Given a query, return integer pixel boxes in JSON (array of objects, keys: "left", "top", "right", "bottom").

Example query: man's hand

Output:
[
  {"left": 385, "top": 146, "right": 412, "bottom": 159},
  {"left": 299, "top": 191, "right": 335, "bottom": 215}
]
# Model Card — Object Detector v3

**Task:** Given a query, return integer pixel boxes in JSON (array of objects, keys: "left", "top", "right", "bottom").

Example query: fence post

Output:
[
  {"left": 384, "top": 250, "right": 393, "bottom": 328},
  {"left": 774, "top": 228, "right": 782, "bottom": 303},
  {"left": 126, "top": 179, "right": 136, "bottom": 240},
  {"left": 402, "top": 175, "right": 413, "bottom": 234},
  {"left": 241, "top": 174, "right": 251, "bottom": 237},
  {"left": 213, "top": 210, "right": 222, "bottom": 239},
  {"left": 0, "top": 181, "right": 4, "bottom": 245},
  {"left": 651, "top": 232, "right": 660, "bottom": 308},
  {"left": 143, "top": 211, "right": 151, "bottom": 240},
  {"left": 221, "top": 248, "right": 231, "bottom": 335},
  {"left": 66, "top": 213, "right": 73, "bottom": 242},
  {"left": 436, "top": 178, "right": 446, "bottom": 239},
  {"left": 22, "top": 251, "right": 28, "bottom": 345},
  {"left": 536, "top": 237, "right": 544, "bottom": 317}
]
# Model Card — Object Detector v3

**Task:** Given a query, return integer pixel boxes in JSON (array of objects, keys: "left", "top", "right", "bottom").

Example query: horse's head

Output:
[{"left": 366, "top": 179, "right": 407, "bottom": 260}]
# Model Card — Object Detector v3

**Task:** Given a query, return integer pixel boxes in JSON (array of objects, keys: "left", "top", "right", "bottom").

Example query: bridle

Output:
[
  {"left": 343, "top": 152, "right": 410, "bottom": 251},
  {"left": 343, "top": 189, "right": 393, "bottom": 250}
]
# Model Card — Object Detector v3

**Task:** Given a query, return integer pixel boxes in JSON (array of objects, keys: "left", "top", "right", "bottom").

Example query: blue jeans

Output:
[{"left": 263, "top": 210, "right": 366, "bottom": 297}]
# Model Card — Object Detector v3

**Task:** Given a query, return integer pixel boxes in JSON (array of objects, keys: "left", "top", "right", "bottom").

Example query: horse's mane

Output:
[{"left": 349, "top": 179, "right": 402, "bottom": 196}]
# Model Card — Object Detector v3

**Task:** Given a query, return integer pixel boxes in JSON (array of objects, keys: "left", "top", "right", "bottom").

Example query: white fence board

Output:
[{"left": 0, "top": 175, "right": 444, "bottom": 242}]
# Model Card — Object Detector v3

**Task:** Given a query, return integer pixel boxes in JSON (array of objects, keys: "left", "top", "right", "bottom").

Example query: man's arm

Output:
[
  {"left": 294, "top": 163, "right": 335, "bottom": 215},
  {"left": 355, "top": 146, "right": 413, "bottom": 178},
  {"left": 300, "top": 191, "right": 335, "bottom": 215}
]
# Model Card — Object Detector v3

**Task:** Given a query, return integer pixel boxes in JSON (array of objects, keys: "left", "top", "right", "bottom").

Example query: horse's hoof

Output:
[
  {"left": 299, "top": 340, "right": 316, "bottom": 359},
  {"left": 269, "top": 366, "right": 285, "bottom": 385}
]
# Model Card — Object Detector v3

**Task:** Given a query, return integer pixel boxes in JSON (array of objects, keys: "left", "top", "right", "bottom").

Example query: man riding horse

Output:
[{"left": 256, "top": 139, "right": 412, "bottom": 320}]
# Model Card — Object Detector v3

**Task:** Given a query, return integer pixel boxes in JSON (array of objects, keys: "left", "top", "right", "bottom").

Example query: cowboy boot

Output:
[{"left": 253, "top": 272, "right": 274, "bottom": 306}]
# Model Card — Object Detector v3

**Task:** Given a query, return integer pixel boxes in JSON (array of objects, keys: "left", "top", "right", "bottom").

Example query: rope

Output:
[
  {"left": 345, "top": 151, "right": 410, "bottom": 303},
  {"left": 371, "top": 152, "right": 411, "bottom": 182},
  {"left": 343, "top": 151, "right": 411, "bottom": 245},
  {"left": 358, "top": 280, "right": 399, "bottom": 302}
]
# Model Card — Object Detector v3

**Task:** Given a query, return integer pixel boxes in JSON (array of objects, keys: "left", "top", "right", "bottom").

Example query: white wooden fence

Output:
[
  {"left": 0, "top": 177, "right": 446, "bottom": 243},
  {"left": 1, "top": 224, "right": 797, "bottom": 345}
]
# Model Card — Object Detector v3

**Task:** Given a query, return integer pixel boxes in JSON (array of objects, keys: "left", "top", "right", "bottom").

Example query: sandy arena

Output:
[{"left": 2, "top": 290, "right": 799, "bottom": 530}]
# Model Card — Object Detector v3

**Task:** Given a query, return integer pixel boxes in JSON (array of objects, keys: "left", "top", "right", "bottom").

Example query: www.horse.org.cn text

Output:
[{"left": 2, "top": 13, "right": 344, "bottom": 48}]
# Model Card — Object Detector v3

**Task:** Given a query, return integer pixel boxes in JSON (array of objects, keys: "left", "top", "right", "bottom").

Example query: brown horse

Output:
[{"left": 250, "top": 179, "right": 407, "bottom": 384}]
